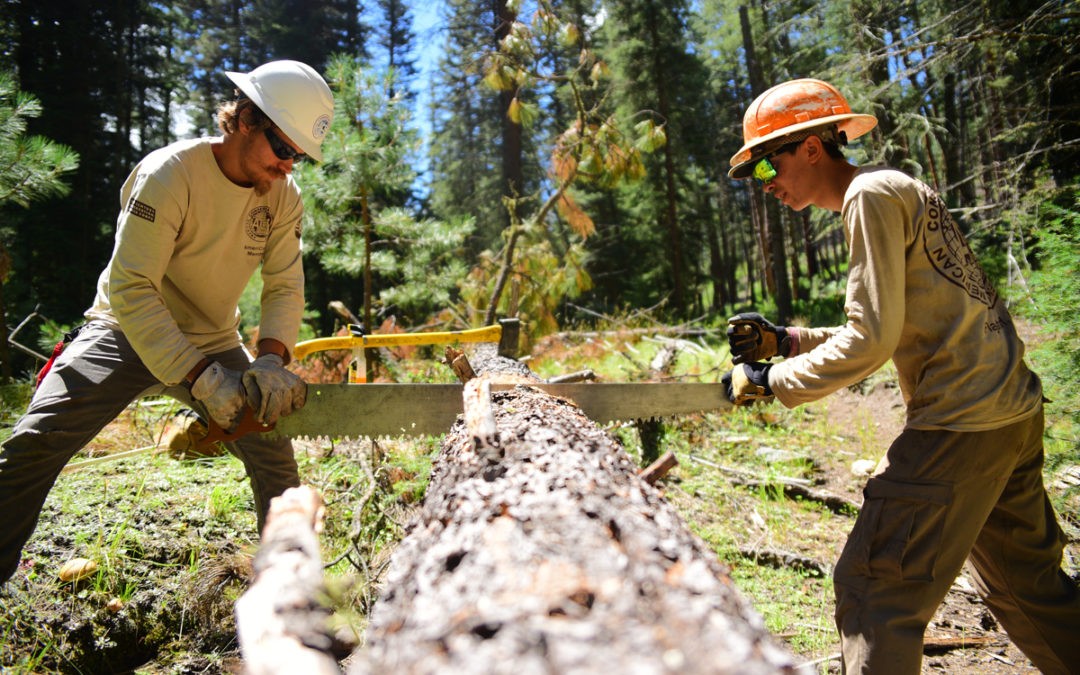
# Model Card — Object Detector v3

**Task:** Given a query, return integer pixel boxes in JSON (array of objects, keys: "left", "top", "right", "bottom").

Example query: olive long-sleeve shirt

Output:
[
  {"left": 769, "top": 167, "right": 1041, "bottom": 432},
  {"left": 86, "top": 138, "right": 305, "bottom": 385}
]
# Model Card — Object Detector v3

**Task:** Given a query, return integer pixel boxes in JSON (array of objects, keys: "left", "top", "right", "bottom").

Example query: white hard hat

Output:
[{"left": 225, "top": 60, "right": 334, "bottom": 162}]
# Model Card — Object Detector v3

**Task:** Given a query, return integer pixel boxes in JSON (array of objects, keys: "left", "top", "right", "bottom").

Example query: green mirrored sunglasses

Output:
[{"left": 752, "top": 156, "right": 778, "bottom": 184}]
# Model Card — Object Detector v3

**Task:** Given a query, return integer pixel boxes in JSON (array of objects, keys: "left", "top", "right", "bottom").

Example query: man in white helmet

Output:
[
  {"left": 722, "top": 79, "right": 1080, "bottom": 674},
  {"left": 0, "top": 60, "right": 334, "bottom": 584}
]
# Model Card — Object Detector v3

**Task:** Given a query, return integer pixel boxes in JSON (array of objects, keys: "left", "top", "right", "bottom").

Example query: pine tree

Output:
[
  {"left": 426, "top": 0, "right": 508, "bottom": 249},
  {"left": 297, "top": 56, "right": 472, "bottom": 334},
  {"left": 374, "top": 0, "right": 419, "bottom": 100},
  {"left": 598, "top": 0, "right": 709, "bottom": 317},
  {"left": 0, "top": 73, "right": 79, "bottom": 380}
]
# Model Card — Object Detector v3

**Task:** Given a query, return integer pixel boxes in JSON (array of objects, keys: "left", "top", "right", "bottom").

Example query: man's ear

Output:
[
  {"left": 236, "top": 107, "right": 258, "bottom": 136},
  {"left": 804, "top": 135, "right": 824, "bottom": 165}
]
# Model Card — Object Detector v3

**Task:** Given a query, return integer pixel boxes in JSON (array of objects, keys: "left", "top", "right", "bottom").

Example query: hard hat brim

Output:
[
  {"left": 225, "top": 70, "right": 326, "bottom": 162},
  {"left": 727, "top": 113, "right": 877, "bottom": 179}
]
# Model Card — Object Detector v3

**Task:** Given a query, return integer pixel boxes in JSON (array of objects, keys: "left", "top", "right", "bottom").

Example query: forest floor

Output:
[{"left": 0, "top": 322, "right": 1076, "bottom": 674}]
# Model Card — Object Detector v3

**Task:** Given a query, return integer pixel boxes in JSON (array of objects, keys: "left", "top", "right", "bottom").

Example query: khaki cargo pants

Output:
[
  {"left": 0, "top": 322, "right": 300, "bottom": 583},
  {"left": 834, "top": 407, "right": 1080, "bottom": 674}
]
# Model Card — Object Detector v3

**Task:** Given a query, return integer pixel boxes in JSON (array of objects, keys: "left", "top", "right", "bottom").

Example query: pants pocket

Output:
[{"left": 854, "top": 477, "right": 953, "bottom": 583}]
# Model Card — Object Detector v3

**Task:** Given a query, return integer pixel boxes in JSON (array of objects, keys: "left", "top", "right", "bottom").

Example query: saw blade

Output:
[
  {"left": 269, "top": 383, "right": 465, "bottom": 439},
  {"left": 514, "top": 382, "right": 731, "bottom": 423},
  {"left": 263, "top": 382, "right": 731, "bottom": 440}
]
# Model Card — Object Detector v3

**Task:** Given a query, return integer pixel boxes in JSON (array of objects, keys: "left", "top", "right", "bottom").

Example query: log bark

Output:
[{"left": 348, "top": 346, "right": 796, "bottom": 674}]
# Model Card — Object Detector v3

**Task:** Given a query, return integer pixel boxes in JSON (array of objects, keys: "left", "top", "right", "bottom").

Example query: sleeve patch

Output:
[{"left": 126, "top": 198, "right": 157, "bottom": 222}]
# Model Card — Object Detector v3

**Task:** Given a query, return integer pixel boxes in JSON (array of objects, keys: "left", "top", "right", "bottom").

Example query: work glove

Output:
[
  {"left": 727, "top": 312, "right": 791, "bottom": 364},
  {"left": 190, "top": 362, "right": 247, "bottom": 432},
  {"left": 242, "top": 354, "right": 307, "bottom": 425},
  {"left": 722, "top": 362, "right": 775, "bottom": 406}
]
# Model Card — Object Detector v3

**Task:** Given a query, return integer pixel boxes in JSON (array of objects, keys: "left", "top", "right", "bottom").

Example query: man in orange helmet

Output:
[
  {"left": 723, "top": 78, "right": 1080, "bottom": 674},
  {"left": 0, "top": 60, "right": 334, "bottom": 585}
]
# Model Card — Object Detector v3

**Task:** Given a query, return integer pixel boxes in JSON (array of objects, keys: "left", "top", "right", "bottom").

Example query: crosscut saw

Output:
[
  {"left": 208, "top": 381, "right": 733, "bottom": 442},
  {"left": 202, "top": 321, "right": 732, "bottom": 443}
]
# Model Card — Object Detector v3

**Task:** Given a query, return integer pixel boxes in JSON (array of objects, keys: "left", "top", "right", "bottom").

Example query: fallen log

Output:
[{"left": 348, "top": 346, "right": 796, "bottom": 674}]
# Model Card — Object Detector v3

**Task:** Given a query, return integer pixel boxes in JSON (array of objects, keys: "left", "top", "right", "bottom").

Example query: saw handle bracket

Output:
[{"left": 202, "top": 407, "right": 275, "bottom": 447}]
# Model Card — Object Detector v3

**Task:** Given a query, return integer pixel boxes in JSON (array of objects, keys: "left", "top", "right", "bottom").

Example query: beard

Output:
[
  {"left": 238, "top": 133, "right": 285, "bottom": 196},
  {"left": 246, "top": 157, "right": 285, "bottom": 196}
]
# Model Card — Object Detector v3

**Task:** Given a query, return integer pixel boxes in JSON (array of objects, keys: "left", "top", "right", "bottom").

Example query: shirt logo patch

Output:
[
  {"left": 246, "top": 206, "right": 273, "bottom": 242},
  {"left": 126, "top": 198, "right": 156, "bottom": 222},
  {"left": 922, "top": 190, "right": 997, "bottom": 308}
]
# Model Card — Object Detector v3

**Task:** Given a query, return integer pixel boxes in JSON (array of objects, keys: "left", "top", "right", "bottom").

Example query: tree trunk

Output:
[
  {"left": 494, "top": 0, "right": 524, "bottom": 225},
  {"left": 800, "top": 211, "right": 818, "bottom": 280},
  {"left": 707, "top": 199, "right": 727, "bottom": 312},
  {"left": 765, "top": 202, "right": 793, "bottom": 323},
  {"left": 784, "top": 211, "right": 802, "bottom": 303},
  {"left": 349, "top": 347, "right": 796, "bottom": 674}
]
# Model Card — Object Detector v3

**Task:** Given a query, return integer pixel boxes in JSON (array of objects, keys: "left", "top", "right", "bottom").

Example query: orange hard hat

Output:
[{"left": 728, "top": 78, "right": 877, "bottom": 179}]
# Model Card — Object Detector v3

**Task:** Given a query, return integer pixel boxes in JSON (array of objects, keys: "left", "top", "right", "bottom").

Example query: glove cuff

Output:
[
  {"left": 777, "top": 327, "right": 792, "bottom": 358},
  {"left": 784, "top": 327, "right": 800, "bottom": 357},
  {"left": 748, "top": 362, "right": 774, "bottom": 396},
  {"left": 190, "top": 362, "right": 224, "bottom": 400},
  {"left": 255, "top": 353, "right": 284, "bottom": 367}
]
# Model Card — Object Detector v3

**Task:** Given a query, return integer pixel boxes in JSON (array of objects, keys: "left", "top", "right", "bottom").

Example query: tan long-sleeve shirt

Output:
[
  {"left": 86, "top": 138, "right": 305, "bottom": 385},
  {"left": 768, "top": 167, "right": 1041, "bottom": 432}
]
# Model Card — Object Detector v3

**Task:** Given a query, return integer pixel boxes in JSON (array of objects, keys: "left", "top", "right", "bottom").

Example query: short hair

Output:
[{"left": 216, "top": 94, "right": 272, "bottom": 135}]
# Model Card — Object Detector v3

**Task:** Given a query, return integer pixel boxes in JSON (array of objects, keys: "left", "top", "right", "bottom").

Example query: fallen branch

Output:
[
  {"left": 639, "top": 450, "right": 678, "bottom": 485},
  {"left": 549, "top": 326, "right": 720, "bottom": 341},
  {"left": 729, "top": 477, "right": 861, "bottom": 516},
  {"left": 687, "top": 453, "right": 812, "bottom": 487},
  {"left": 687, "top": 454, "right": 859, "bottom": 516},
  {"left": 545, "top": 369, "right": 596, "bottom": 384},
  {"left": 236, "top": 486, "right": 339, "bottom": 675},
  {"left": 922, "top": 635, "right": 1004, "bottom": 655},
  {"left": 737, "top": 546, "right": 832, "bottom": 578},
  {"left": 61, "top": 445, "right": 160, "bottom": 473}
]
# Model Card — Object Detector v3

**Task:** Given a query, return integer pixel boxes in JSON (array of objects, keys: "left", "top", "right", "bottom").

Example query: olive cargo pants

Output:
[
  {"left": 834, "top": 407, "right": 1080, "bottom": 674},
  {"left": 0, "top": 322, "right": 300, "bottom": 583}
]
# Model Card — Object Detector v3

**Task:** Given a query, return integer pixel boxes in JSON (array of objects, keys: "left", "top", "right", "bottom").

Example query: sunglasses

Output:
[
  {"left": 751, "top": 135, "right": 816, "bottom": 184},
  {"left": 752, "top": 155, "right": 778, "bottom": 184},
  {"left": 263, "top": 127, "right": 306, "bottom": 162}
]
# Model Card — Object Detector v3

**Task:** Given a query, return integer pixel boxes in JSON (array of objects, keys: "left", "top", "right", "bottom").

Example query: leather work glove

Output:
[
  {"left": 242, "top": 354, "right": 308, "bottom": 425},
  {"left": 190, "top": 362, "right": 247, "bottom": 431},
  {"left": 722, "top": 362, "right": 775, "bottom": 406},
  {"left": 727, "top": 312, "right": 791, "bottom": 364}
]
